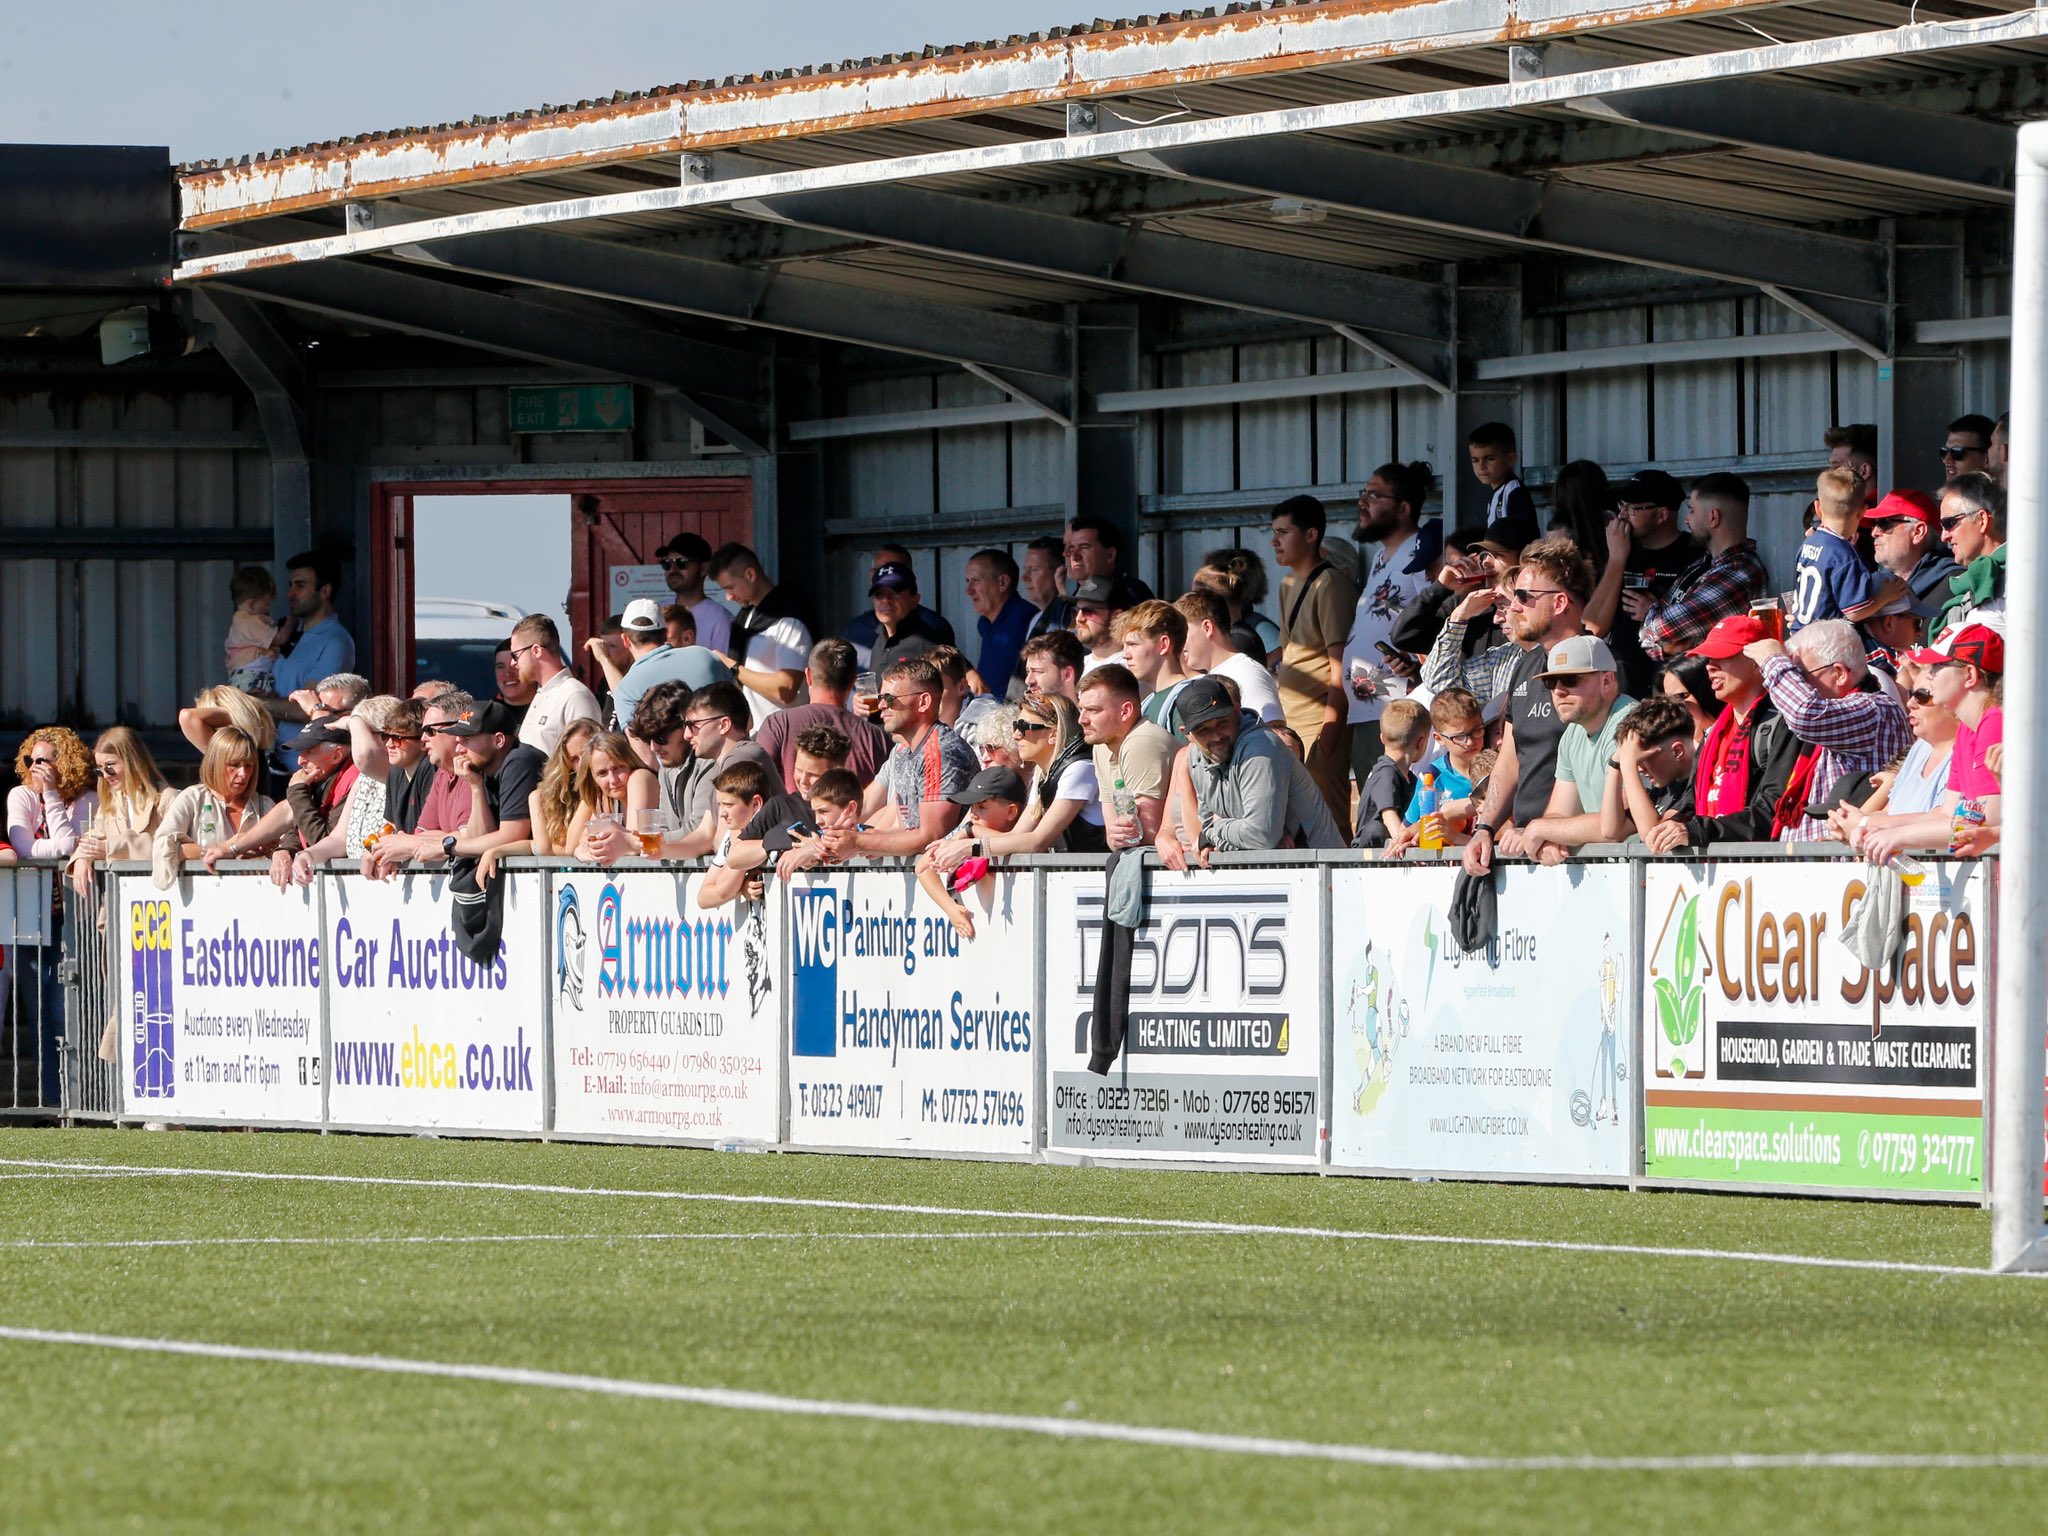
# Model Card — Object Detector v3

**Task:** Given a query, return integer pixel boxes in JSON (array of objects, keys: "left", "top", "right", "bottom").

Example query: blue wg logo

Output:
[{"left": 790, "top": 885, "right": 839, "bottom": 1056}]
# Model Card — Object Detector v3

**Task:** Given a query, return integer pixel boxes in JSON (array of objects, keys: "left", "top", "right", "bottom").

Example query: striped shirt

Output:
[
  {"left": 883, "top": 722, "right": 979, "bottom": 827},
  {"left": 1760, "top": 655, "right": 1912, "bottom": 842}
]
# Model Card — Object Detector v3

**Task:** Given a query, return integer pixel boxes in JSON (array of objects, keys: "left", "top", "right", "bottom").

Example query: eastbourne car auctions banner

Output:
[
  {"left": 1043, "top": 867, "right": 1323, "bottom": 1164},
  {"left": 323, "top": 872, "right": 545, "bottom": 1134},
  {"left": 1327, "top": 863, "right": 1633, "bottom": 1181},
  {"left": 1641, "top": 859, "right": 1988, "bottom": 1197},
  {"left": 117, "top": 873, "right": 323, "bottom": 1124},
  {"left": 787, "top": 867, "right": 1035, "bottom": 1154},
  {"left": 550, "top": 869, "right": 781, "bottom": 1144}
]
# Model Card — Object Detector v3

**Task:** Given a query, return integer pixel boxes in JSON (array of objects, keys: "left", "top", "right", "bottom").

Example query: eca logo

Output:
[
  {"left": 791, "top": 886, "right": 840, "bottom": 1057},
  {"left": 128, "top": 899, "right": 176, "bottom": 1100}
]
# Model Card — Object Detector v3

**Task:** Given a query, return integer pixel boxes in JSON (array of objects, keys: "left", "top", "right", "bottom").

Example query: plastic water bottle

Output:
[
  {"left": 1415, "top": 770, "right": 1444, "bottom": 851},
  {"left": 715, "top": 1137, "right": 767, "bottom": 1154},
  {"left": 197, "top": 800, "right": 220, "bottom": 849},
  {"left": 1112, "top": 775, "right": 1136, "bottom": 819}
]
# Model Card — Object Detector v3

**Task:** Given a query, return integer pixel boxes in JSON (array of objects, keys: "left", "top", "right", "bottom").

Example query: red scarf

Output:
[
  {"left": 1770, "top": 747, "right": 1822, "bottom": 838},
  {"left": 1696, "top": 699, "right": 1759, "bottom": 818}
]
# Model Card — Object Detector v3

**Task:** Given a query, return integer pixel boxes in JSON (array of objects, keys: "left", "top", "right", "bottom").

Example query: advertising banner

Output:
[
  {"left": 787, "top": 868, "right": 1036, "bottom": 1154},
  {"left": 1641, "top": 860, "right": 1987, "bottom": 1196},
  {"left": 323, "top": 872, "right": 545, "bottom": 1134},
  {"left": 1327, "top": 864, "right": 1633, "bottom": 1180},
  {"left": 1043, "top": 867, "right": 1323, "bottom": 1164},
  {"left": 116, "top": 873, "right": 323, "bottom": 1124},
  {"left": 550, "top": 869, "right": 782, "bottom": 1143}
]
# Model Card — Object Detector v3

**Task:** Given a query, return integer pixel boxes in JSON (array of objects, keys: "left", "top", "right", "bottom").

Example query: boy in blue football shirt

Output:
[{"left": 1788, "top": 466, "right": 1905, "bottom": 633}]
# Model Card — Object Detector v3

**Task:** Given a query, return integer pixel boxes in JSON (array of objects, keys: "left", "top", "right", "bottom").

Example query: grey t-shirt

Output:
[
  {"left": 881, "top": 723, "right": 980, "bottom": 825},
  {"left": 682, "top": 741, "right": 784, "bottom": 832}
]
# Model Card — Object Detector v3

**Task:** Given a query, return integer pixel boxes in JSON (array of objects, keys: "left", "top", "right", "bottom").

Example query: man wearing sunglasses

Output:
[
  {"left": 649, "top": 680, "right": 786, "bottom": 862},
  {"left": 1862, "top": 489, "right": 1958, "bottom": 610},
  {"left": 1940, "top": 413, "right": 1996, "bottom": 484},
  {"left": 1517, "top": 635, "right": 1636, "bottom": 865},
  {"left": 655, "top": 532, "right": 733, "bottom": 659},
  {"left": 362, "top": 690, "right": 479, "bottom": 879},
  {"left": 1744, "top": 618, "right": 1910, "bottom": 842},
  {"left": 1462, "top": 538, "right": 1594, "bottom": 876},
  {"left": 1931, "top": 473, "right": 2007, "bottom": 640},
  {"left": 842, "top": 656, "right": 978, "bottom": 859}
]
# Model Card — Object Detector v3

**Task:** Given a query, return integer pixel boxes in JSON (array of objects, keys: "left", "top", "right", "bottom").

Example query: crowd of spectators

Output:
[{"left": 5, "top": 414, "right": 2012, "bottom": 1104}]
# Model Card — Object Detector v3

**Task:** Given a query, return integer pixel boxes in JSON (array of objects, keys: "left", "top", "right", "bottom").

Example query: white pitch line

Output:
[
  {"left": 0, "top": 1156, "right": 2022, "bottom": 1279},
  {"left": 0, "top": 1229, "right": 1129, "bottom": 1251},
  {"left": 2, "top": 1324, "right": 2043, "bottom": 1474}
]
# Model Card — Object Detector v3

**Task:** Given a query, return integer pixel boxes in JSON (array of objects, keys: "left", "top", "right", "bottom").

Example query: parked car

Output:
[{"left": 414, "top": 597, "right": 527, "bottom": 702}]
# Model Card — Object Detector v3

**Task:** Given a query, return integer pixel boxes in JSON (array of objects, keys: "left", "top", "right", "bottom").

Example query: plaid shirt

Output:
[
  {"left": 1761, "top": 655, "right": 1912, "bottom": 842},
  {"left": 1639, "top": 539, "right": 1770, "bottom": 661},
  {"left": 1419, "top": 616, "right": 1524, "bottom": 704}
]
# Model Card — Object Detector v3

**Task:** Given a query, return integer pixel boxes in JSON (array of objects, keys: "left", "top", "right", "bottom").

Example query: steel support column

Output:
[
  {"left": 192, "top": 289, "right": 313, "bottom": 563},
  {"left": 1876, "top": 218, "right": 1968, "bottom": 496},
  {"left": 1066, "top": 305, "right": 1142, "bottom": 563}
]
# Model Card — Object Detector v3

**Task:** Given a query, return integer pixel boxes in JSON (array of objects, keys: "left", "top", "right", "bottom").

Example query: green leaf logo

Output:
[{"left": 1657, "top": 895, "right": 1705, "bottom": 1075}]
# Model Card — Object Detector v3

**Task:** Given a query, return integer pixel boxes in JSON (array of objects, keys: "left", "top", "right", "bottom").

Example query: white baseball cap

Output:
[{"left": 622, "top": 597, "right": 664, "bottom": 633}]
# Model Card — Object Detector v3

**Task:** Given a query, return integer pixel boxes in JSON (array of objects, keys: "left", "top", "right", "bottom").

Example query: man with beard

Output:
[
  {"left": 1069, "top": 577, "right": 1126, "bottom": 676},
  {"left": 1339, "top": 459, "right": 1433, "bottom": 805},
  {"left": 1462, "top": 537, "right": 1594, "bottom": 874}
]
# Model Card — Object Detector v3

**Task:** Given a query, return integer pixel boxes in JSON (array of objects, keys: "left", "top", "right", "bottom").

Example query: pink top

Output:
[
  {"left": 7, "top": 785, "right": 99, "bottom": 859},
  {"left": 1948, "top": 707, "right": 2004, "bottom": 800}
]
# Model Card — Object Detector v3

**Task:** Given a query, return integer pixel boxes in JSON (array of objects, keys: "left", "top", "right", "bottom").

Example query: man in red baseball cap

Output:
[
  {"left": 1862, "top": 488, "right": 1959, "bottom": 610},
  {"left": 1635, "top": 614, "right": 1802, "bottom": 852}
]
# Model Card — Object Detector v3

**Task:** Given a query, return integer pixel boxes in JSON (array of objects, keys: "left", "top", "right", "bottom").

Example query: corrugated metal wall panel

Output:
[
  {"left": 935, "top": 373, "right": 1010, "bottom": 514},
  {"left": 1336, "top": 338, "right": 1398, "bottom": 485},
  {"left": 0, "top": 388, "right": 260, "bottom": 730},
  {"left": 1749, "top": 302, "right": 1834, "bottom": 456},
  {"left": 1010, "top": 420, "right": 1064, "bottom": 508},
  {"left": 1517, "top": 316, "right": 1562, "bottom": 471},
  {"left": 1749, "top": 490, "right": 1808, "bottom": 602},
  {"left": 1159, "top": 347, "right": 1234, "bottom": 495},
  {"left": 1650, "top": 300, "right": 1740, "bottom": 464},
  {"left": 1561, "top": 309, "right": 1649, "bottom": 466},
  {"left": 844, "top": 377, "right": 936, "bottom": 522},
  {"left": 1235, "top": 339, "right": 1313, "bottom": 491}
]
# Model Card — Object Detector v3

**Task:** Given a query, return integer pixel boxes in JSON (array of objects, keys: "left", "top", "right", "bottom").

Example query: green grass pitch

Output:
[{"left": 1, "top": 1126, "right": 2044, "bottom": 1534}]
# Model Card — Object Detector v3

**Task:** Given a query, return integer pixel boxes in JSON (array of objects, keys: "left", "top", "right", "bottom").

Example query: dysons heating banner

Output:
[
  {"left": 1044, "top": 868, "right": 1323, "bottom": 1164},
  {"left": 1641, "top": 859, "right": 1987, "bottom": 1197},
  {"left": 323, "top": 873, "right": 544, "bottom": 1133},
  {"left": 549, "top": 870, "right": 780, "bottom": 1143},
  {"left": 787, "top": 868, "right": 1036, "bottom": 1154},
  {"left": 117, "top": 873, "right": 323, "bottom": 1123}
]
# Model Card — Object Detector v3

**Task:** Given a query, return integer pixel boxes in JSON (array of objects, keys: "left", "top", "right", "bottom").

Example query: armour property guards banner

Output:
[
  {"left": 786, "top": 866, "right": 1036, "bottom": 1155},
  {"left": 1043, "top": 867, "right": 1324, "bottom": 1164},
  {"left": 1640, "top": 859, "right": 1988, "bottom": 1197},
  {"left": 116, "top": 873, "right": 323, "bottom": 1124},
  {"left": 550, "top": 869, "right": 782, "bottom": 1144},
  {"left": 323, "top": 871, "right": 546, "bottom": 1133},
  {"left": 1327, "top": 863, "right": 1634, "bottom": 1181}
]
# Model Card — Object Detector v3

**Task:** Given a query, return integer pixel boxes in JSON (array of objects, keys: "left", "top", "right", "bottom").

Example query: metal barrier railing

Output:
[{"left": 0, "top": 861, "right": 100, "bottom": 1121}]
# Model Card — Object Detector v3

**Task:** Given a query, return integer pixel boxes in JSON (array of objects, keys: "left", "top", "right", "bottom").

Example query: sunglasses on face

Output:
[
  {"left": 382, "top": 732, "right": 422, "bottom": 744},
  {"left": 659, "top": 557, "right": 700, "bottom": 570},
  {"left": 1940, "top": 511, "right": 1977, "bottom": 530},
  {"left": 1909, "top": 688, "right": 1935, "bottom": 705},
  {"left": 1511, "top": 587, "right": 1563, "bottom": 607},
  {"left": 1938, "top": 445, "right": 1981, "bottom": 460},
  {"left": 680, "top": 716, "right": 729, "bottom": 735},
  {"left": 1012, "top": 720, "right": 1052, "bottom": 736}
]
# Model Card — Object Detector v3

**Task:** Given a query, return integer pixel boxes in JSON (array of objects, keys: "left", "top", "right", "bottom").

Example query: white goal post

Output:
[{"left": 1992, "top": 122, "right": 2048, "bottom": 1271}]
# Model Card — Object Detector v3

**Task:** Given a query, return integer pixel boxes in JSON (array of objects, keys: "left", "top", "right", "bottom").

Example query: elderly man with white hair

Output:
[{"left": 1744, "top": 618, "right": 1910, "bottom": 842}]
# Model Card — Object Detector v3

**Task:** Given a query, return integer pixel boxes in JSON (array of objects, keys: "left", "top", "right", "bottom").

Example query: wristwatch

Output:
[
  {"left": 442, "top": 834, "right": 458, "bottom": 859},
  {"left": 1472, "top": 821, "right": 1495, "bottom": 838}
]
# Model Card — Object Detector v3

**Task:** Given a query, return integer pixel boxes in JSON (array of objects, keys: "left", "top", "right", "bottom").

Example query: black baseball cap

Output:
[
  {"left": 439, "top": 699, "right": 520, "bottom": 738},
  {"left": 657, "top": 532, "right": 712, "bottom": 561},
  {"left": 947, "top": 765, "right": 1028, "bottom": 806},
  {"left": 1174, "top": 676, "right": 1237, "bottom": 731},
  {"left": 1614, "top": 469, "right": 1685, "bottom": 509},
  {"left": 869, "top": 561, "right": 918, "bottom": 595},
  {"left": 1069, "top": 576, "right": 1118, "bottom": 609},
  {"left": 285, "top": 720, "right": 351, "bottom": 753}
]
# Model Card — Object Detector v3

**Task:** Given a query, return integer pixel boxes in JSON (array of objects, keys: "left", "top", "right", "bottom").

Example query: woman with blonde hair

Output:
[
  {"left": 178, "top": 683, "right": 278, "bottom": 756},
  {"left": 570, "top": 730, "right": 659, "bottom": 864},
  {"left": 152, "top": 727, "right": 280, "bottom": 882},
  {"left": 933, "top": 692, "right": 1105, "bottom": 871},
  {"left": 7, "top": 726, "right": 98, "bottom": 1105},
  {"left": 476, "top": 720, "right": 597, "bottom": 880},
  {"left": 69, "top": 728, "right": 175, "bottom": 896}
]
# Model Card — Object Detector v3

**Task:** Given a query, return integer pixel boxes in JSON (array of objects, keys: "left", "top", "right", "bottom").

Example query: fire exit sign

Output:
[{"left": 508, "top": 384, "right": 634, "bottom": 433}]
